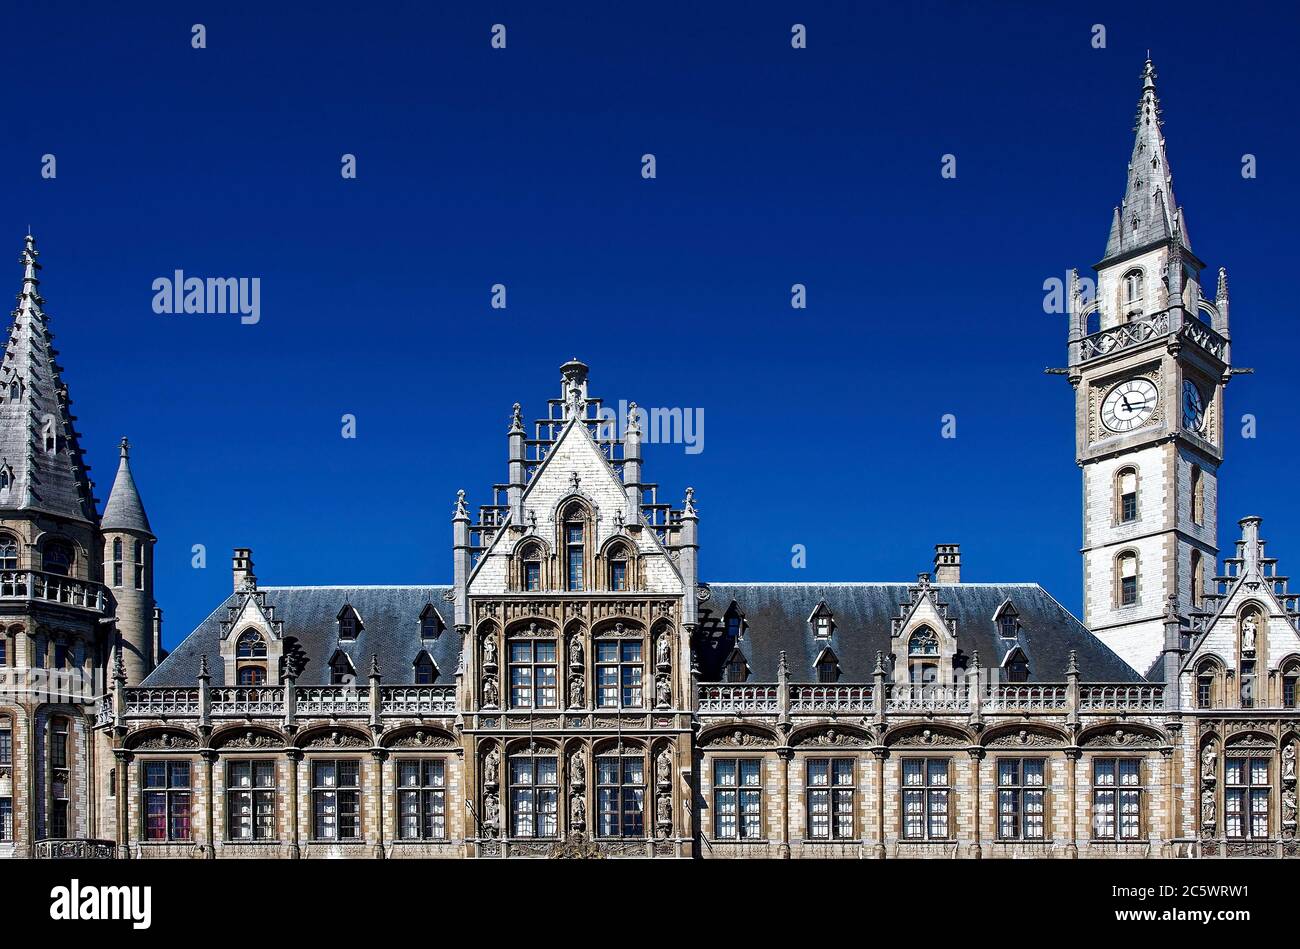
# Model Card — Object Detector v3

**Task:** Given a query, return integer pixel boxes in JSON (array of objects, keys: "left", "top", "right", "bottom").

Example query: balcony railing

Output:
[
  {"left": 296, "top": 686, "right": 369, "bottom": 715},
  {"left": 109, "top": 684, "right": 459, "bottom": 723},
  {"left": 696, "top": 683, "right": 779, "bottom": 713},
  {"left": 0, "top": 569, "right": 109, "bottom": 613},
  {"left": 123, "top": 687, "right": 201, "bottom": 716},
  {"left": 985, "top": 684, "right": 1069, "bottom": 712},
  {"left": 886, "top": 684, "right": 972, "bottom": 713},
  {"left": 34, "top": 838, "right": 117, "bottom": 859},
  {"left": 789, "top": 684, "right": 873, "bottom": 713},
  {"left": 1079, "top": 684, "right": 1164, "bottom": 712},
  {"left": 1079, "top": 311, "right": 1170, "bottom": 362},
  {"left": 381, "top": 685, "right": 458, "bottom": 714},
  {"left": 211, "top": 686, "right": 284, "bottom": 716}
]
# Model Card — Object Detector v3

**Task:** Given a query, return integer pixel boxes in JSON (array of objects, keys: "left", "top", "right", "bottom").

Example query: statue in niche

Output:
[
  {"left": 1201, "top": 789, "right": 1216, "bottom": 829},
  {"left": 569, "top": 675, "right": 584, "bottom": 708},
  {"left": 656, "top": 746, "right": 672, "bottom": 788},
  {"left": 483, "top": 674, "right": 499, "bottom": 708},
  {"left": 483, "top": 745, "right": 501, "bottom": 787},
  {"left": 1241, "top": 613, "right": 1258, "bottom": 655},
  {"left": 1285, "top": 787, "right": 1298, "bottom": 826},
  {"left": 656, "top": 791, "right": 672, "bottom": 830},
  {"left": 656, "top": 632, "right": 671, "bottom": 669},
  {"left": 483, "top": 791, "right": 500, "bottom": 837},
  {"left": 656, "top": 674, "right": 671, "bottom": 708},
  {"left": 482, "top": 633, "right": 498, "bottom": 668},
  {"left": 570, "top": 749, "right": 586, "bottom": 787},
  {"left": 569, "top": 631, "right": 584, "bottom": 667},
  {"left": 1201, "top": 744, "right": 1217, "bottom": 781},
  {"left": 1285, "top": 743, "right": 1297, "bottom": 781},
  {"left": 570, "top": 791, "right": 586, "bottom": 829}
]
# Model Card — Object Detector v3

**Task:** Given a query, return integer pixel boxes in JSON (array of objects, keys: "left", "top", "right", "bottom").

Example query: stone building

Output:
[{"left": 3, "top": 59, "right": 1298, "bottom": 859}]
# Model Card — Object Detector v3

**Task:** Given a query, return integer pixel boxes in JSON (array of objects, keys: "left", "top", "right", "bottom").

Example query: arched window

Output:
[
  {"left": 1122, "top": 269, "right": 1144, "bottom": 318},
  {"left": 238, "top": 666, "right": 267, "bottom": 685},
  {"left": 995, "top": 602, "right": 1019, "bottom": 639},
  {"left": 330, "top": 652, "right": 356, "bottom": 685},
  {"left": 42, "top": 540, "right": 73, "bottom": 576},
  {"left": 723, "top": 650, "right": 748, "bottom": 683},
  {"left": 563, "top": 504, "right": 587, "bottom": 592},
  {"left": 338, "top": 605, "right": 360, "bottom": 640},
  {"left": 908, "top": 627, "right": 939, "bottom": 684},
  {"left": 1116, "top": 552, "right": 1139, "bottom": 607},
  {"left": 816, "top": 653, "right": 839, "bottom": 683},
  {"left": 414, "top": 653, "right": 437, "bottom": 685},
  {"left": 1238, "top": 607, "right": 1262, "bottom": 709},
  {"left": 606, "top": 544, "right": 629, "bottom": 592},
  {"left": 111, "top": 538, "right": 123, "bottom": 587},
  {"left": 1191, "top": 550, "right": 1204, "bottom": 606},
  {"left": 133, "top": 540, "right": 145, "bottom": 591},
  {"left": 520, "top": 543, "right": 543, "bottom": 592},
  {"left": 236, "top": 630, "right": 267, "bottom": 658},
  {"left": 1191, "top": 466, "right": 1204, "bottom": 526},
  {"left": 0, "top": 533, "right": 17, "bottom": 571},
  {"left": 1195, "top": 659, "right": 1217, "bottom": 709},
  {"left": 420, "top": 605, "right": 442, "bottom": 639},
  {"left": 1116, "top": 468, "right": 1138, "bottom": 523},
  {"left": 1282, "top": 660, "right": 1300, "bottom": 710}
]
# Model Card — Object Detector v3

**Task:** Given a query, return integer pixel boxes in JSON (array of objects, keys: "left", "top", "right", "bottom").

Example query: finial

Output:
[
  {"left": 683, "top": 486, "right": 697, "bottom": 516},
  {"left": 1066, "top": 649, "right": 1079, "bottom": 677},
  {"left": 777, "top": 650, "right": 789, "bottom": 681},
  {"left": 119, "top": 436, "right": 130, "bottom": 460},
  {"left": 1217, "top": 266, "right": 1229, "bottom": 303},
  {"left": 971, "top": 649, "right": 980, "bottom": 670},
  {"left": 453, "top": 488, "right": 469, "bottom": 519},
  {"left": 509, "top": 402, "right": 524, "bottom": 433},
  {"left": 626, "top": 401, "right": 641, "bottom": 437},
  {"left": 873, "top": 651, "right": 885, "bottom": 676},
  {"left": 370, "top": 654, "right": 381, "bottom": 679},
  {"left": 197, "top": 653, "right": 210, "bottom": 680}
]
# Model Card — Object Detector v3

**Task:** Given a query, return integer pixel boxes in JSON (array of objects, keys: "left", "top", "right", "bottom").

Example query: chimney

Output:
[
  {"left": 232, "top": 547, "right": 256, "bottom": 593},
  {"left": 934, "top": 544, "right": 961, "bottom": 584}
]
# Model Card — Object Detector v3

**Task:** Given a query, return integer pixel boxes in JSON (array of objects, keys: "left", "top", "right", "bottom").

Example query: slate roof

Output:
[
  {"left": 696, "top": 582, "right": 1143, "bottom": 683},
  {"left": 144, "top": 586, "right": 460, "bottom": 686},
  {"left": 101, "top": 439, "right": 152, "bottom": 534},
  {"left": 0, "top": 236, "right": 98, "bottom": 522}
]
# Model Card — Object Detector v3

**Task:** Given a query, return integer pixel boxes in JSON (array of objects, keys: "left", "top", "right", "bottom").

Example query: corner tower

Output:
[
  {"left": 101, "top": 437, "right": 157, "bottom": 683},
  {"left": 1067, "top": 61, "right": 1232, "bottom": 675}
]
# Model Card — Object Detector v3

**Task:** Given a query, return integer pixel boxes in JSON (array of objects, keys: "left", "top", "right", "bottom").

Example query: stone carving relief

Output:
[
  {"left": 794, "top": 728, "right": 871, "bottom": 748},
  {"left": 303, "top": 730, "right": 368, "bottom": 749},
  {"left": 134, "top": 732, "right": 200, "bottom": 750},
  {"left": 220, "top": 730, "right": 282, "bottom": 749},
  {"left": 390, "top": 730, "right": 456, "bottom": 749},
  {"left": 889, "top": 728, "right": 966, "bottom": 748},
  {"left": 1080, "top": 728, "right": 1163, "bottom": 749},
  {"left": 986, "top": 729, "right": 1061, "bottom": 749},
  {"left": 703, "top": 729, "right": 775, "bottom": 748}
]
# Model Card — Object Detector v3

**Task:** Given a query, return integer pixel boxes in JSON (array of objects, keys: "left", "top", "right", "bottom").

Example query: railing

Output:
[
  {"left": 123, "top": 687, "right": 201, "bottom": 716},
  {"left": 296, "top": 686, "right": 370, "bottom": 715},
  {"left": 985, "top": 684, "right": 1068, "bottom": 712},
  {"left": 1079, "top": 311, "right": 1170, "bottom": 361},
  {"left": 886, "top": 684, "right": 972, "bottom": 713},
  {"left": 789, "top": 684, "right": 872, "bottom": 713},
  {"left": 34, "top": 838, "right": 117, "bottom": 859},
  {"left": 211, "top": 686, "right": 284, "bottom": 716},
  {"left": 696, "top": 683, "right": 779, "bottom": 713},
  {"left": 380, "top": 685, "right": 458, "bottom": 714},
  {"left": 1180, "top": 320, "right": 1227, "bottom": 360},
  {"left": 1079, "top": 683, "right": 1164, "bottom": 711},
  {"left": 0, "top": 569, "right": 109, "bottom": 613}
]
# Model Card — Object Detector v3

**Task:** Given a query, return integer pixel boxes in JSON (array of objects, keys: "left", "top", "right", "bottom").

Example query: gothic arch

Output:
[
  {"left": 503, "top": 736, "right": 561, "bottom": 756},
  {"left": 292, "top": 724, "right": 371, "bottom": 750},
  {"left": 592, "top": 735, "right": 646, "bottom": 756},
  {"left": 1076, "top": 721, "right": 1169, "bottom": 749},
  {"left": 697, "top": 723, "right": 779, "bottom": 748},
  {"left": 123, "top": 725, "right": 201, "bottom": 751},
  {"left": 979, "top": 722, "right": 1070, "bottom": 748},
  {"left": 210, "top": 724, "right": 287, "bottom": 750},
  {"left": 883, "top": 722, "right": 973, "bottom": 748},
  {"left": 788, "top": 722, "right": 872, "bottom": 748},
  {"left": 380, "top": 725, "right": 457, "bottom": 750}
]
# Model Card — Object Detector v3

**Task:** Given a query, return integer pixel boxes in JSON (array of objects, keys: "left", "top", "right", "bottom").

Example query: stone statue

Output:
[
  {"left": 569, "top": 675, "right": 584, "bottom": 708},
  {"left": 656, "top": 791, "right": 672, "bottom": 829},
  {"left": 483, "top": 674, "right": 499, "bottom": 708},
  {"left": 1241, "top": 614, "right": 1258, "bottom": 655},
  {"left": 1201, "top": 745, "right": 1217, "bottom": 781},
  {"left": 656, "top": 674, "right": 671, "bottom": 708},
  {"left": 571, "top": 791, "right": 586, "bottom": 829},
  {"left": 483, "top": 633, "right": 498, "bottom": 668},
  {"left": 656, "top": 746, "right": 672, "bottom": 788},
  {"left": 1201, "top": 788, "right": 1215, "bottom": 828},
  {"left": 1286, "top": 743, "right": 1297, "bottom": 781},
  {"left": 484, "top": 745, "right": 500, "bottom": 786},
  {"left": 483, "top": 791, "right": 500, "bottom": 837},
  {"left": 1285, "top": 787, "right": 1298, "bottom": 825},
  {"left": 656, "top": 632, "right": 671, "bottom": 669},
  {"left": 571, "top": 750, "right": 586, "bottom": 787},
  {"left": 569, "top": 631, "right": 584, "bottom": 667}
]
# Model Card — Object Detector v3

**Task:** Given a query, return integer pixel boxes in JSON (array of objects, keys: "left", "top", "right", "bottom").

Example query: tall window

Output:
[
  {"left": 908, "top": 628, "right": 939, "bottom": 684},
  {"left": 596, "top": 752, "right": 645, "bottom": 838},
  {"left": 0, "top": 717, "right": 10, "bottom": 842},
  {"left": 509, "top": 639, "right": 558, "bottom": 708},
  {"left": 1191, "top": 550, "right": 1204, "bottom": 606},
  {"left": 338, "top": 607, "right": 359, "bottom": 640},
  {"left": 133, "top": 540, "right": 145, "bottom": 590},
  {"left": 414, "top": 654, "right": 436, "bottom": 685},
  {"left": 1196, "top": 661, "right": 1215, "bottom": 709},
  {"left": 111, "top": 538, "right": 123, "bottom": 587},
  {"left": 997, "top": 605, "right": 1018, "bottom": 639},
  {"left": 0, "top": 634, "right": 6, "bottom": 667},
  {"left": 806, "top": 759, "right": 854, "bottom": 840},
  {"left": 1284, "top": 661, "right": 1299, "bottom": 710},
  {"left": 397, "top": 759, "right": 446, "bottom": 840},
  {"left": 312, "top": 759, "right": 361, "bottom": 840},
  {"left": 902, "top": 758, "right": 950, "bottom": 840},
  {"left": 1092, "top": 758, "right": 1141, "bottom": 841},
  {"left": 607, "top": 546, "right": 629, "bottom": 592},
  {"left": 143, "top": 760, "right": 191, "bottom": 841},
  {"left": 1116, "top": 468, "right": 1138, "bottom": 523},
  {"left": 509, "top": 754, "right": 558, "bottom": 838},
  {"left": 1122, "top": 269, "right": 1143, "bottom": 316},
  {"left": 596, "top": 640, "right": 643, "bottom": 708},
  {"left": 997, "top": 758, "right": 1045, "bottom": 840},
  {"left": 52, "top": 639, "right": 71, "bottom": 670},
  {"left": 237, "top": 630, "right": 268, "bottom": 685},
  {"left": 520, "top": 544, "right": 542, "bottom": 592},
  {"left": 0, "top": 533, "right": 17, "bottom": 570},
  {"left": 42, "top": 541, "right": 72, "bottom": 576},
  {"left": 1116, "top": 552, "right": 1138, "bottom": 607},
  {"left": 712, "top": 758, "right": 761, "bottom": 840},
  {"left": 49, "top": 718, "right": 70, "bottom": 838},
  {"left": 226, "top": 760, "right": 276, "bottom": 841},
  {"left": 1224, "top": 757, "right": 1270, "bottom": 840},
  {"left": 565, "top": 520, "right": 585, "bottom": 591},
  {"left": 1191, "top": 466, "right": 1204, "bottom": 526}
]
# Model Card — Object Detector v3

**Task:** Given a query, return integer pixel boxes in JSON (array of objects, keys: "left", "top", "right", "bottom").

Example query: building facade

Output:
[{"left": 2, "top": 60, "right": 1298, "bottom": 860}]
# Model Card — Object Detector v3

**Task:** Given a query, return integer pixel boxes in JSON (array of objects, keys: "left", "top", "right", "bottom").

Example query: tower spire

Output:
[
  {"left": 1102, "top": 58, "right": 1187, "bottom": 262},
  {"left": 0, "top": 234, "right": 97, "bottom": 520}
]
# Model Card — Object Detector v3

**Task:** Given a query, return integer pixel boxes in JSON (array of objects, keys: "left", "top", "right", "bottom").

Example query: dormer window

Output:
[
  {"left": 607, "top": 543, "right": 630, "bottom": 591},
  {"left": 337, "top": 605, "right": 361, "bottom": 641},
  {"left": 520, "top": 543, "right": 543, "bottom": 592},
  {"left": 995, "top": 602, "right": 1019, "bottom": 639},
  {"left": 815, "top": 650, "right": 840, "bottom": 683},
  {"left": 1004, "top": 649, "right": 1029, "bottom": 683},
  {"left": 414, "top": 653, "right": 437, "bottom": 685},
  {"left": 237, "top": 630, "right": 267, "bottom": 659},
  {"left": 236, "top": 630, "right": 268, "bottom": 685},
  {"left": 723, "top": 649, "right": 748, "bottom": 683},
  {"left": 420, "top": 605, "right": 442, "bottom": 639},
  {"left": 330, "top": 651, "right": 356, "bottom": 685},
  {"left": 809, "top": 602, "right": 834, "bottom": 639},
  {"left": 908, "top": 627, "right": 939, "bottom": 684}
]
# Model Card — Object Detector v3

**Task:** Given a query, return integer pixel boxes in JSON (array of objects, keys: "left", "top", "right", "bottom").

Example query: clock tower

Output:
[{"left": 1067, "top": 60, "right": 1232, "bottom": 675}]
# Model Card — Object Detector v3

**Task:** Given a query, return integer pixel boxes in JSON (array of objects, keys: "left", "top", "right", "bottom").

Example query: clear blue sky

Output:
[{"left": 6, "top": 1, "right": 1298, "bottom": 649}]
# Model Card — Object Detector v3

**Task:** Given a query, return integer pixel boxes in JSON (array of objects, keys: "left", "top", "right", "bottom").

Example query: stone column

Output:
[
  {"left": 777, "top": 749, "right": 791, "bottom": 859},
  {"left": 1065, "top": 749, "right": 1080, "bottom": 858},
  {"left": 372, "top": 749, "right": 387, "bottom": 859},
  {"left": 872, "top": 749, "right": 887, "bottom": 859},
  {"left": 202, "top": 750, "right": 216, "bottom": 858},
  {"left": 116, "top": 750, "right": 132, "bottom": 860},
  {"left": 968, "top": 748, "right": 984, "bottom": 858},
  {"left": 286, "top": 750, "right": 301, "bottom": 859}
]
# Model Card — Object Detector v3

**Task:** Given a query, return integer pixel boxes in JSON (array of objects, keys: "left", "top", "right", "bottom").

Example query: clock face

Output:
[
  {"left": 1182, "top": 380, "right": 1207, "bottom": 432},
  {"left": 1101, "top": 378, "right": 1159, "bottom": 433}
]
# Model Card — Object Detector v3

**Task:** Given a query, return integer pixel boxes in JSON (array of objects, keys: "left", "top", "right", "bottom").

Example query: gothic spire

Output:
[
  {"left": 0, "top": 234, "right": 97, "bottom": 521},
  {"left": 1102, "top": 59, "right": 1188, "bottom": 263},
  {"left": 102, "top": 436, "right": 154, "bottom": 535}
]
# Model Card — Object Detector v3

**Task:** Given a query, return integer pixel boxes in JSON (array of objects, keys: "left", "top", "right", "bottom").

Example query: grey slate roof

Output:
[
  {"left": 696, "top": 582, "right": 1143, "bottom": 683},
  {"left": 1101, "top": 59, "right": 1191, "bottom": 264},
  {"left": 0, "top": 236, "right": 98, "bottom": 522},
  {"left": 144, "top": 586, "right": 460, "bottom": 686},
  {"left": 101, "top": 439, "right": 152, "bottom": 535}
]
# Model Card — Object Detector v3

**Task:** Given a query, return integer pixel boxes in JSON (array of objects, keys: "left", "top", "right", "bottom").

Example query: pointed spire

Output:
[
  {"left": 1102, "top": 59, "right": 1181, "bottom": 262},
  {"left": 1216, "top": 266, "right": 1229, "bottom": 304},
  {"left": 0, "top": 234, "right": 97, "bottom": 521},
  {"left": 101, "top": 435, "right": 153, "bottom": 535}
]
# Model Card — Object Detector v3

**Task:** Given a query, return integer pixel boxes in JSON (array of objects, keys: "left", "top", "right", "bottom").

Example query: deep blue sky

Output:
[{"left": 6, "top": 1, "right": 1299, "bottom": 648}]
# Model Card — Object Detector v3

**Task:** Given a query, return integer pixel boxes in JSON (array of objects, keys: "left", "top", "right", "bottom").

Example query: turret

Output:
[{"left": 100, "top": 437, "right": 157, "bottom": 684}]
